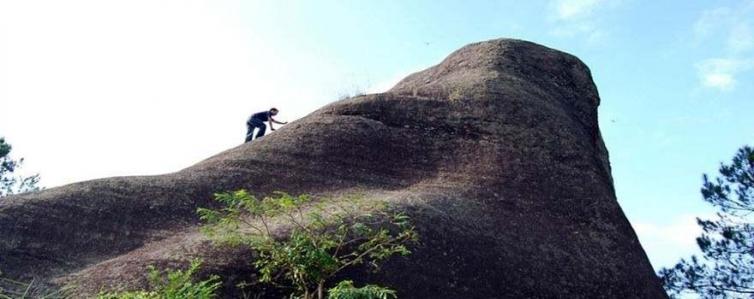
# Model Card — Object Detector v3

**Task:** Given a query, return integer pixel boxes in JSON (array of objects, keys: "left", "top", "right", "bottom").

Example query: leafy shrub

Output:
[
  {"left": 97, "top": 260, "right": 221, "bottom": 299},
  {"left": 327, "top": 280, "right": 396, "bottom": 299},
  {"left": 198, "top": 191, "right": 417, "bottom": 299}
]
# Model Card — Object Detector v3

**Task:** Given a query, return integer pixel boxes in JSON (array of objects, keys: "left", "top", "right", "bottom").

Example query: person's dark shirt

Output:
[{"left": 250, "top": 111, "right": 271, "bottom": 122}]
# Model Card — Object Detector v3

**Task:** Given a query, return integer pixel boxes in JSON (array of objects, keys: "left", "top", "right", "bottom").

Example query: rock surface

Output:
[{"left": 0, "top": 39, "right": 666, "bottom": 298}]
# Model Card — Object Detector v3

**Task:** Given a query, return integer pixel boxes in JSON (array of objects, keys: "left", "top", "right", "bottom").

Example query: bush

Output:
[
  {"left": 97, "top": 260, "right": 221, "bottom": 299},
  {"left": 198, "top": 191, "right": 417, "bottom": 299},
  {"left": 327, "top": 280, "right": 396, "bottom": 299}
]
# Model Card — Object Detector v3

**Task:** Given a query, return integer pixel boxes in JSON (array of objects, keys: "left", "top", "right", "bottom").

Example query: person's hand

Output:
[
  {"left": 283, "top": 122, "right": 289, "bottom": 124},
  {"left": 271, "top": 128, "right": 276, "bottom": 131}
]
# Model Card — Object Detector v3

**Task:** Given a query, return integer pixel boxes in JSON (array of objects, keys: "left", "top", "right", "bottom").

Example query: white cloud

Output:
[
  {"left": 693, "top": 7, "right": 731, "bottom": 41},
  {"left": 692, "top": 2, "right": 754, "bottom": 91},
  {"left": 550, "top": 22, "right": 606, "bottom": 45},
  {"left": 553, "top": 0, "right": 603, "bottom": 20},
  {"left": 696, "top": 58, "right": 754, "bottom": 91},
  {"left": 693, "top": 4, "right": 754, "bottom": 54},
  {"left": 702, "top": 73, "right": 734, "bottom": 90},
  {"left": 547, "top": 0, "right": 617, "bottom": 45},
  {"left": 633, "top": 214, "right": 707, "bottom": 269},
  {"left": 728, "top": 22, "right": 754, "bottom": 53}
]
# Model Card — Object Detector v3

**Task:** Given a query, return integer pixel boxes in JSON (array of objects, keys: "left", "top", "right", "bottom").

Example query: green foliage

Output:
[
  {"left": 659, "top": 145, "right": 754, "bottom": 298},
  {"left": 198, "top": 191, "right": 417, "bottom": 299},
  {"left": 0, "top": 137, "right": 40, "bottom": 197},
  {"left": 97, "top": 260, "right": 221, "bottom": 299},
  {"left": 327, "top": 280, "right": 396, "bottom": 299}
]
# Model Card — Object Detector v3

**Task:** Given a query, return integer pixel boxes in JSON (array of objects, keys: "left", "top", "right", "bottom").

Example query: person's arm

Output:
[
  {"left": 269, "top": 119, "right": 275, "bottom": 131},
  {"left": 270, "top": 117, "right": 288, "bottom": 125}
]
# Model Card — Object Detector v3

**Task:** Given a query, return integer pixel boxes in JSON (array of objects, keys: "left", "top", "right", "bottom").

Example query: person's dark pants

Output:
[{"left": 245, "top": 119, "right": 266, "bottom": 143}]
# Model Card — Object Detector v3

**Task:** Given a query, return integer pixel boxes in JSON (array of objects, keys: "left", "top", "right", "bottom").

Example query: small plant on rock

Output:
[
  {"left": 327, "top": 280, "right": 397, "bottom": 299},
  {"left": 198, "top": 191, "right": 417, "bottom": 299},
  {"left": 0, "top": 278, "right": 71, "bottom": 299},
  {"left": 96, "top": 259, "right": 221, "bottom": 299}
]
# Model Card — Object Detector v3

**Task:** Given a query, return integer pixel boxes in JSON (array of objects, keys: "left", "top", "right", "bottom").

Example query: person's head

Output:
[{"left": 270, "top": 107, "right": 279, "bottom": 115}]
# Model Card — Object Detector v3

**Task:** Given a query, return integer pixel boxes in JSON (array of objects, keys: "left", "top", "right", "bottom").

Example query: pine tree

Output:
[
  {"left": 659, "top": 145, "right": 754, "bottom": 298},
  {"left": 0, "top": 137, "right": 40, "bottom": 197}
]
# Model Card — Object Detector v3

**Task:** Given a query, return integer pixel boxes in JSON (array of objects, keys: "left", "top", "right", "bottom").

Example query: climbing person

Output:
[{"left": 245, "top": 107, "right": 287, "bottom": 143}]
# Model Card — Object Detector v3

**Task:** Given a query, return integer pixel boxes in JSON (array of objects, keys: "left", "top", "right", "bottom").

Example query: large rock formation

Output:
[{"left": 0, "top": 39, "right": 666, "bottom": 298}]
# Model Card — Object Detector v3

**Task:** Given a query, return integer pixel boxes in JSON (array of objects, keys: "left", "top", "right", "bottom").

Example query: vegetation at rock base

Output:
[
  {"left": 659, "top": 145, "right": 754, "bottom": 298},
  {"left": 326, "top": 280, "right": 397, "bottom": 299},
  {"left": 198, "top": 191, "right": 418, "bottom": 299},
  {"left": 0, "top": 137, "right": 40, "bottom": 197},
  {"left": 96, "top": 260, "right": 221, "bottom": 299},
  {"left": 0, "top": 277, "right": 71, "bottom": 299}
]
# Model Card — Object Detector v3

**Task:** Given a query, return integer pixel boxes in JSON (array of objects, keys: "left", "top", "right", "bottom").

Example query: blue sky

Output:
[{"left": 1, "top": 0, "right": 753, "bottom": 272}]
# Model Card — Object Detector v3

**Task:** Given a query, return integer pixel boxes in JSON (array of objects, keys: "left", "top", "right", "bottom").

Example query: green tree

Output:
[
  {"left": 659, "top": 145, "right": 754, "bottom": 298},
  {"left": 198, "top": 191, "right": 417, "bottom": 299},
  {"left": 0, "top": 137, "right": 40, "bottom": 197}
]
